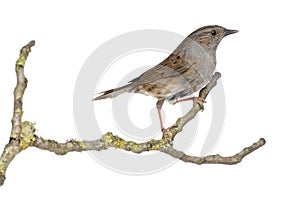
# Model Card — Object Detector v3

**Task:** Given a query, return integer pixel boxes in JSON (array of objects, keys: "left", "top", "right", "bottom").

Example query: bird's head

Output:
[{"left": 189, "top": 25, "right": 238, "bottom": 52}]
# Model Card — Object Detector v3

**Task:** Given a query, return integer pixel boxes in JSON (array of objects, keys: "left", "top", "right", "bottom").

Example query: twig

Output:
[
  {"left": 0, "top": 41, "right": 266, "bottom": 187},
  {"left": 10, "top": 40, "right": 35, "bottom": 144},
  {"left": 160, "top": 138, "right": 266, "bottom": 165}
]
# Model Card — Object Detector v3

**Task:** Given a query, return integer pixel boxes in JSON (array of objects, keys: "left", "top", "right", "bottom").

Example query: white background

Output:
[{"left": 0, "top": 0, "right": 299, "bottom": 201}]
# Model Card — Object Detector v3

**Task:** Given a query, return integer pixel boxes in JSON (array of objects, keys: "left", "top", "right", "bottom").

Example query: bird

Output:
[{"left": 93, "top": 25, "right": 238, "bottom": 134}]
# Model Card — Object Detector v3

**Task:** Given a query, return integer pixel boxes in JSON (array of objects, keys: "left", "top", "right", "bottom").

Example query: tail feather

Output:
[{"left": 92, "top": 84, "right": 133, "bottom": 101}]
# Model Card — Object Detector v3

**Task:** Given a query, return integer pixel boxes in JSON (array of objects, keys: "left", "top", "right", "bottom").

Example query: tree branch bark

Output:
[
  {"left": 0, "top": 41, "right": 266, "bottom": 187},
  {"left": 31, "top": 133, "right": 265, "bottom": 165},
  {"left": 0, "top": 40, "right": 35, "bottom": 185}
]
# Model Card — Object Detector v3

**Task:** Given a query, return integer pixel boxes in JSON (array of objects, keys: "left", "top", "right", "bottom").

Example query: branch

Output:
[
  {"left": 0, "top": 41, "right": 266, "bottom": 187},
  {"left": 0, "top": 41, "right": 35, "bottom": 186},
  {"left": 10, "top": 40, "right": 35, "bottom": 143},
  {"left": 31, "top": 132, "right": 265, "bottom": 165}
]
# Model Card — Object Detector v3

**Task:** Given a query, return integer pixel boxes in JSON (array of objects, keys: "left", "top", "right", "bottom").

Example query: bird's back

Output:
[{"left": 133, "top": 37, "right": 216, "bottom": 103}]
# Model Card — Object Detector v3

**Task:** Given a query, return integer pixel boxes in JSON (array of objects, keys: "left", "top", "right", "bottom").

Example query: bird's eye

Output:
[{"left": 211, "top": 30, "right": 217, "bottom": 36}]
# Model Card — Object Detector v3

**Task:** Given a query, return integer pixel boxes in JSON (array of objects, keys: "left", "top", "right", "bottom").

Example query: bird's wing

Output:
[{"left": 129, "top": 54, "right": 192, "bottom": 85}]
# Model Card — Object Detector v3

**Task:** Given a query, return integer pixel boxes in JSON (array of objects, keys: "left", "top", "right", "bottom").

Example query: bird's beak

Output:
[{"left": 224, "top": 29, "right": 239, "bottom": 36}]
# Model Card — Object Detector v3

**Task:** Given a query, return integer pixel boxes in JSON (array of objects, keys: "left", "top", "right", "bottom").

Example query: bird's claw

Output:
[
  {"left": 195, "top": 97, "right": 206, "bottom": 111},
  {"left": 162, "top": 128, "right": 171, "bottom": 137},
  {"left": 161, "top": 127, "right": 173, "bottom": 145}
]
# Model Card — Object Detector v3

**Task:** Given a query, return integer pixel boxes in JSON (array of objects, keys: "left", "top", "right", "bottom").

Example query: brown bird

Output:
[{"left": 93, "top": 25, "right": 238, "bottom": 133}]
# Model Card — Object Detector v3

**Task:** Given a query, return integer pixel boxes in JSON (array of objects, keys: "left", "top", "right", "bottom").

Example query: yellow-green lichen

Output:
[
  {"left": 0, "top": 162, "right": 7, "bottom": 175},
  {"left": 113, "top": 139, "right": 126, "bottom": 149},
  {"left": 15, "top": 108, "right": 23, "bottom": 114},
  {"left": 102, "top": 133, "right": 114, "bottom": 147},
  {"left": 78, "top": 141, "right": 86, "bottom": 149},
  {"left": 66, "top": 142, "right": 73, "bottom": 149},
  {"left": 16, "top": 54, "right": 26, "bottom": 71},
  {"left": 66, "top": 139, "right": 86, "bottom": 150},
  {"left": 131, "top": 144, "right": 139, "bottom": 151},
  {"left": 20, "top": 121, "right": 36, "bottom": 150},
  {"left": 0, "top": 144, "right": 20, "bottom": 175},
  {"left": 151, "top": 144, "right": 160, "bottom": 150},
  {"left": 10, "top": 132, "right": 18, "bottom": 139},
  {"left": 160, "top": 138, "right": 166, "bottom": 145},
  {"left": 15, "top": 46, "right": 32, "bottom": 71}
]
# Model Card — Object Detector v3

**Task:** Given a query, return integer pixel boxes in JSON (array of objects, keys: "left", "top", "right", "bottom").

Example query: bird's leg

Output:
[
  {"left": 156, "top": 100, "right": 175, "bottom": 144},
  {"left": 174, "top": 97, "right": 206, "bottom": 111},
  {"left": 156, "top": 99, "right": 165, "bottom": 132},
  {"left": 156, "top": 100, "right": 169, "bottom": 138}
]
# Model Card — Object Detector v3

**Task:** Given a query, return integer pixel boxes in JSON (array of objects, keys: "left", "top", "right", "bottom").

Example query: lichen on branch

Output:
[{"left": 0, "top": 40, "right": 35, "bottom": 186}]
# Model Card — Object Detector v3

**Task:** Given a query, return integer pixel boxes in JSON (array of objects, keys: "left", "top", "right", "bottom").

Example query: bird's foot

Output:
[
  {"left": 162, "top": 127, "right": 171, "bottom": 138},
  {"left": 194, "top": 97, "right": 206, "bottom": 111},
  {"left": 161, "top": 127, "right": 173, "bottom": 145},
  {"left": 161, "top": 123, "right": 179, "bottom": 144}
]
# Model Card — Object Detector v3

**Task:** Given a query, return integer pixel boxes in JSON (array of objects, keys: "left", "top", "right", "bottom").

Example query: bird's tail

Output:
[{"left": 92, "top": 84, "right": 134, "bottom": 101}]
